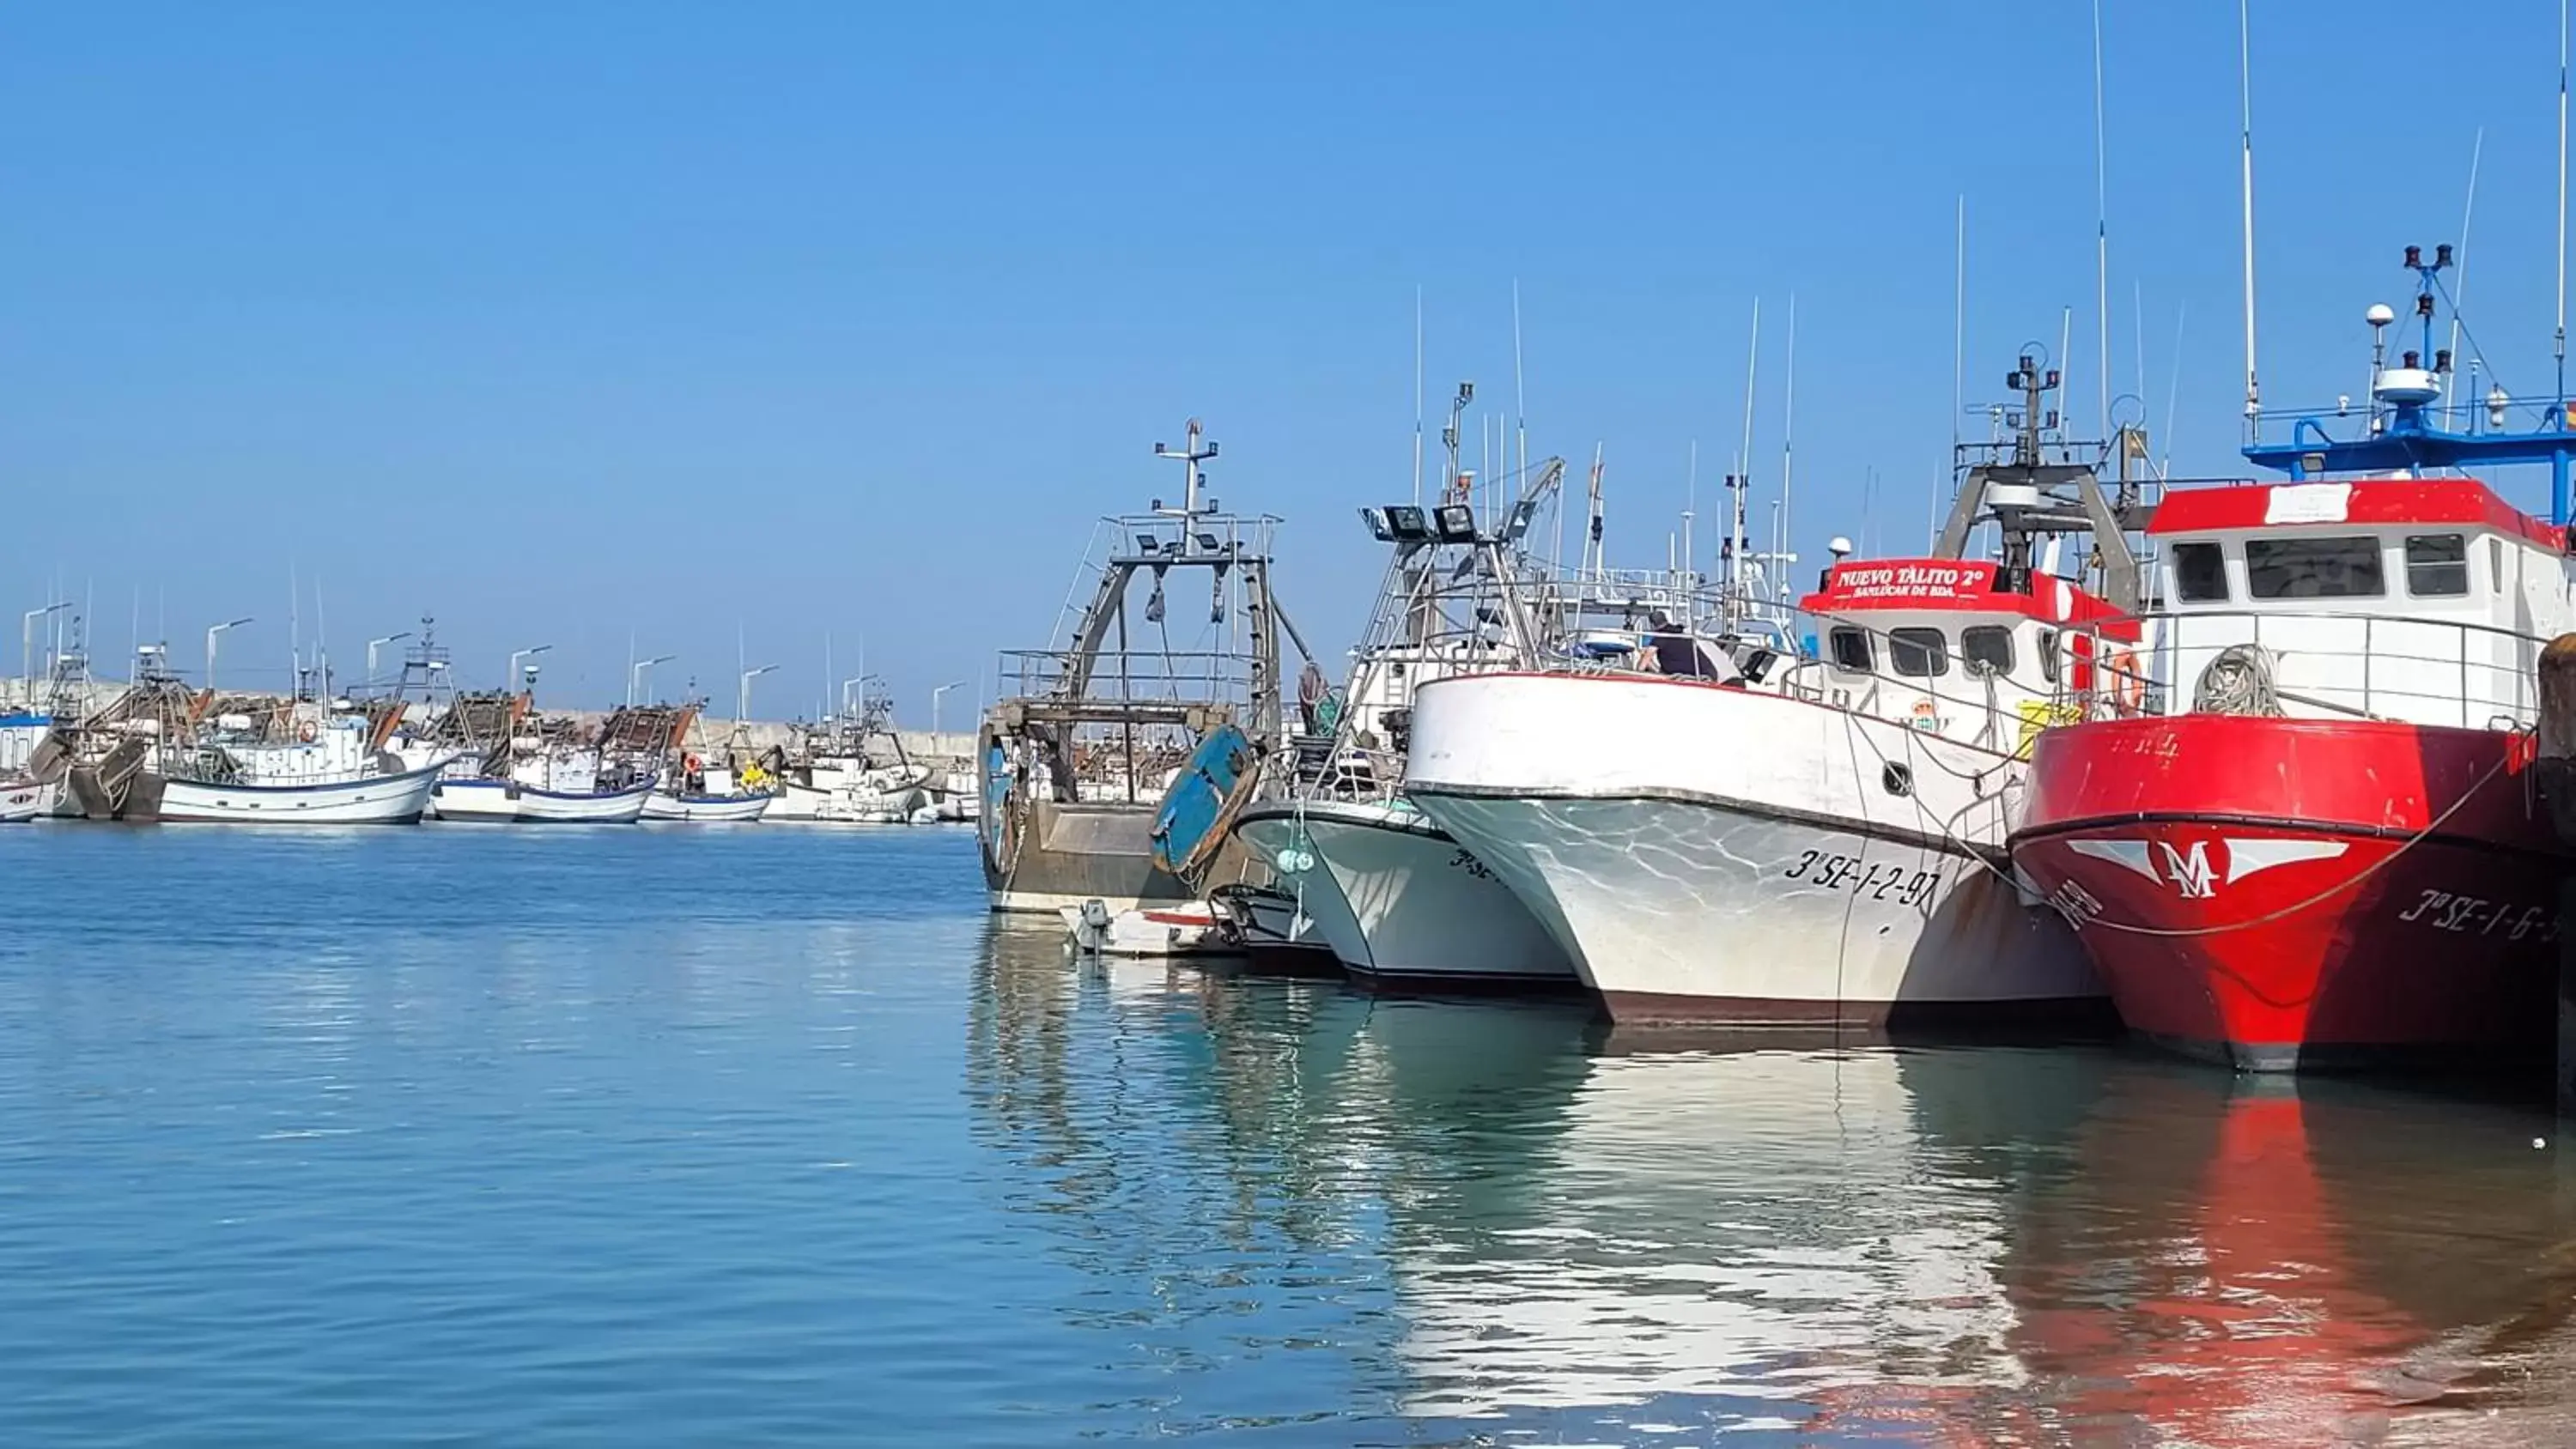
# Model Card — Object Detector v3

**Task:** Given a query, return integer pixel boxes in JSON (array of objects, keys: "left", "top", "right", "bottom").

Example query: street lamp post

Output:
[
  {"left": 21, "top": 602, "right": 68, "bottom": 706},
  {"left": 205, "top": 617, "right": 254, "bottom": 696},
  {"left": 738, "top": 664, "right": 778, "bottom": 723},
  {"left": 508, "top": 645, "right": 554, "bottom": 694},
  {"left": 929, "top": 680, "right": 968, "bottom": 741},
  {"left": 629, "top": 653, "right": 675, "bottom": 708},
  {"left": 365, "top": 632, "right": 412, "bottom": 684}
]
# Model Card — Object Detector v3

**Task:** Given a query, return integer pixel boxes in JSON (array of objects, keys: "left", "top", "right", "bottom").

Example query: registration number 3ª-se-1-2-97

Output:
[{"left": 1784, "top": 850, "right": 1939, "bottom": 908}]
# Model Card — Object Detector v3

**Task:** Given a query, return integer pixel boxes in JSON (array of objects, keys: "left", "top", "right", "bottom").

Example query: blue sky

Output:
[{"left": 2, "top": 2, "right": 2567, "bottom": 716}]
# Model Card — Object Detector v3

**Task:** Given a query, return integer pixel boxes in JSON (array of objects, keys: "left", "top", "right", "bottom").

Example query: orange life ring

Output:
[
  {"left": 297, "top": 721, "right": 318, "bottom": 743},
  {"left": 2106, "top": 647, "right": 2146, "bottom": 713}
]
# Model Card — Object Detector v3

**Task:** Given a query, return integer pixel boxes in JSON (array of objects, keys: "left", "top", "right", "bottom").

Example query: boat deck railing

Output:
[
  {"left": 994, "top": 646, "right": 1268, "bottom": 710},
  {"left": 2049, "top": 607, "right": 2552, "bottom": 731}
]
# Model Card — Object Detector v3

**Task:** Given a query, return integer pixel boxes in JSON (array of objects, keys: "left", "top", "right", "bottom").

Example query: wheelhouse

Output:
[
  {"left": 1795, "top": 558, "right": 2137, "bottom": 749},
  {"left": 2144, "top": 477, "right": 2576, "bottom": 727}
]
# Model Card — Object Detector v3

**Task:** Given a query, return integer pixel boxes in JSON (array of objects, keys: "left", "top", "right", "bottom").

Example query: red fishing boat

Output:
[{"left": 2009, "top": 248, "right": 2576, "bottom": 1070}]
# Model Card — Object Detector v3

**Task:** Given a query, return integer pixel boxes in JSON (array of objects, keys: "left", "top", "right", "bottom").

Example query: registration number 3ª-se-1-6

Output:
[{"left": 1784, "top": 850, "right": 1939, "bottom": 908}]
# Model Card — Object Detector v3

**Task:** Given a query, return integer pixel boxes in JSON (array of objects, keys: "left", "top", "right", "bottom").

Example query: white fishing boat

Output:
[
  {"left": 416, "top": 670, "right": 659, "bottom": 825},
  {"left": 429, "top": 760, "right": 657, "bottom": 824},
  {"left": 767, "top": 682, "right": 938, "bottom": 822},
  {"left": 1237, "top": 794, "right": 1571, "bottom": 987},
  {"left": 1404, "top": 361, "right": 2137, "bottom": 1028},
  {"left": 159, "top": 710, "right": 448, "bottom": 825},
  {"left": 1230, "top": 448, "right": 1780, "bottom": 992}
]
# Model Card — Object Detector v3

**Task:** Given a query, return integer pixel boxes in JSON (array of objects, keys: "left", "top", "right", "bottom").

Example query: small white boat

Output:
[
  {"left": 0, "top": 777, "right": 43, "bottom": 823},
  {"left": 1060, "top": 897, "right": 1237, "bottom": 957},
  {"left": 430, "top": 774, "right": 656, "bottom": 824},
  {"left": 641, "top": 790, "right": 772, "bottom": 823}
]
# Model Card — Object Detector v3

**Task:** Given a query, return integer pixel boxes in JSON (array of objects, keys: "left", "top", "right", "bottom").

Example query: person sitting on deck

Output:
[{"left": 1643, "top": 611, "right": 1739, "bottom": 683}]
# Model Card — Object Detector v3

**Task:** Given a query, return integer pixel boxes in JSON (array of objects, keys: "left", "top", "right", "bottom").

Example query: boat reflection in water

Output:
[{"left": 963, "top": 923, "right": 2576, "bottom": 1442}]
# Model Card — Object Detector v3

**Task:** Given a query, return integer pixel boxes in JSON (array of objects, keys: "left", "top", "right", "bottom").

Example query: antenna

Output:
[
  {"left": 2058, "top": 307, "right": 2074, "bottom": 428},
  {"left": 1948, "top": 194, "right": 1966, "bottom": 549},
  {"left": 2239, "top": 0, "right": 2262, "bottom": 424},
  {"left": 2092, "top": 0, "right": 2113, "bottom": 440},
  {"left": 2559, "top": 0, "right": 2569, "bottom": 413},
  {"left": 1736, "top": 294, "right": 1761, "bottom": 496},
  {"left": 1683, "top": 440, "right": 1697, "bottom": 592},
  {"left": 1583, "top": 442, "right": 1606, "bottom": 582},
  {"left": 2163, "top": 301, "right": 2188, "bottom": 477},
  {"left": 2448, "top": 126, "right": 2485, "bottom": 417},
  {"left": 1782, "top": 293, "right": 1796, "bottom": 582},
  {"left": 2133, "top": 278, "right": 2148, "bottom": 420},
  {"left": 1412, "top": 285, "right": 1425, "bottom": 506},
  {"left": 1511, "top": 277, "right": 1528, "bottom": 498}
]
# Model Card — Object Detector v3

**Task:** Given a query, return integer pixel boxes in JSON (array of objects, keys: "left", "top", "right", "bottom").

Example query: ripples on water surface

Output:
[{"left": 4, "top": 826, "right": 2576, "bottom": 1444}]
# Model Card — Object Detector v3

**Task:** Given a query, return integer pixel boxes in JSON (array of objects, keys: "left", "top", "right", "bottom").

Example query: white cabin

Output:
[
  {"left": 2143, "top": 477, "right": 2576, "bottom": 729},
  {"left": 1793, "top": 559, "right": 2137, "bottom": 753}
]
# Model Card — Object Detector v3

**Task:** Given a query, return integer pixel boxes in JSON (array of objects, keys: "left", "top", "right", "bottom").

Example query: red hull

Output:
[{"left": 2009, "top": 715, "right": 2565, "bottom": 1070}]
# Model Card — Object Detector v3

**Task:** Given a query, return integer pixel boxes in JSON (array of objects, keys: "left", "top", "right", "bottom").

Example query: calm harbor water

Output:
[{"left": 5, "top": 826, "right": 2576, "bottom": 1445}]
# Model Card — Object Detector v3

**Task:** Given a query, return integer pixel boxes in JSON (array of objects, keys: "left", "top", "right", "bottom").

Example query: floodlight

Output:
[
  {"left": 1433, "top": 504, "right": 1477, "bottom": 543},
  {"left": 1359, "top": 506, "right": 1394, "bottom": 541},
  {"left": 1384, "top": 506, "right": 1432, "bottom": 543}
]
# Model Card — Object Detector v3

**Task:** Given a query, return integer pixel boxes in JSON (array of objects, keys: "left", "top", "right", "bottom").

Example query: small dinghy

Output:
[
  {"left": 641, "top": 788, "right": 772, "bottom": 823},
  {"left": 1060, "top": 897, "right": 1238, "bottom": 958}
]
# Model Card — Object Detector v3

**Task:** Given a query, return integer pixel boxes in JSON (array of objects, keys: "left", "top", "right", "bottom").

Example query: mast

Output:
[
  {"left": 1735, "top": 297, "right": 1760, "bottom": 609},
  {"left": 1511, "top": 277, "right": 1528, "bottom": 501},
  {"left": 2239, "top": 0, "right": 2262, "bottom": 426},
  {"left": 2558, "top": 0, "right": 2569, "bottom": 417},
  {"left": 1948, "top": 195, "right": 1966, "bottom": 550},
  {"left": 2092, "top": 0, "right": 2113, "bottom": 440}
]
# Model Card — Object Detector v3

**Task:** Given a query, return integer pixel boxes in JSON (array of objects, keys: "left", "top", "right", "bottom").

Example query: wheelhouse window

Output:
[
  {"left": 2171, "top": 541, "right": 2230, "bottom": 603},
  {"left": 2404, "top": 534, "right": 2469, "bottom": 597},
  {"left": 1828, "top": 627, "right": 1873, "bottom": 672},
  {"left": 2493, "top": 537, "right": 2507, "bottom": 595},
  {"left": 1888, "top": 627, "right": 1949, "bottom": 678},
  {"left": 1960, "top": 625, "right": 2014, "bottom": 675},
  {"left": 2244, "top": 535, "right": 2386, "bottom": 599},
  {"left": 2037, "top": 629, "right": 2060, "bottom": 684}
]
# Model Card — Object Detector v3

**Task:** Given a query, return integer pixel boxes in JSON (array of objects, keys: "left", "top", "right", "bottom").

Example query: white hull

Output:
[
  {"left": 427, "top": 779, "right": 520, "bottom": 822},
  {"left": 767, "top": 781, "right": 922, "bottom": 824},
  {"left": 1236, "top": 799, "right": 1575, "bottom": 987},
  {"left": 429, "top": 779, "right": 653, "bottom": 824},
  {"left": 1404, "top": 673, "right": 2099, "bottom": 1024},
  {"left": 158, "top": 762, "right": 442, "bottom": 825},
  {"left": 519, "top": 781, "right": 654, "bottom": 824},
  {"left": 0, "top": 778, "right": 42, "bottom": 823},
  {"left": 641, "top": 791, "right": 772, "bottom": 823}
]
